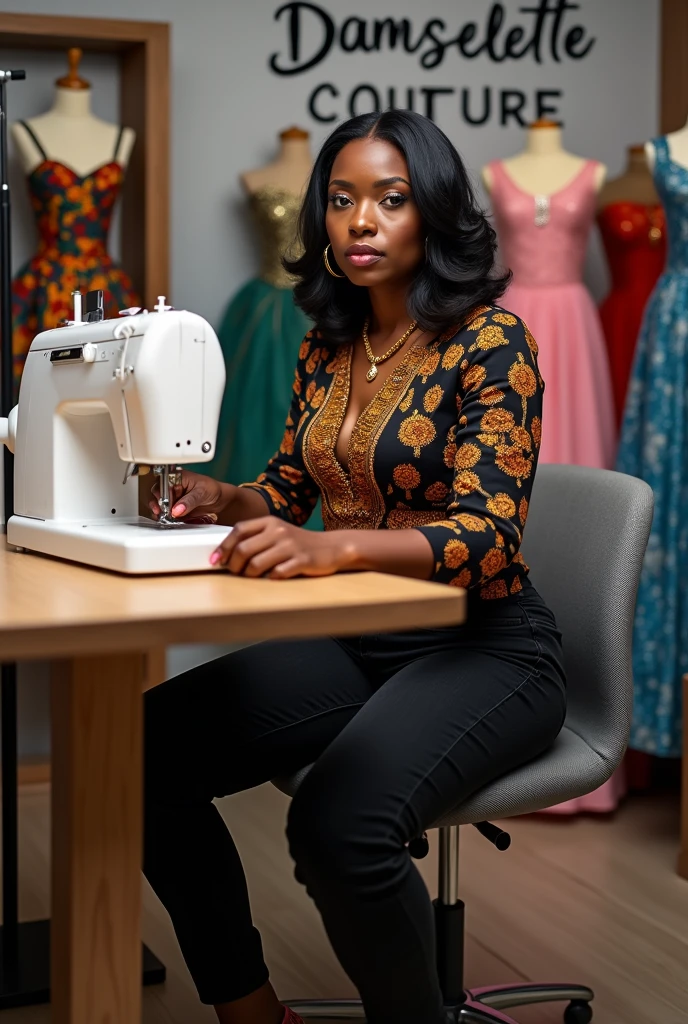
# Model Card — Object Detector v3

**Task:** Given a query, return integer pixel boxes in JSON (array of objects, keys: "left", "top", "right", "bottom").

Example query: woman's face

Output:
[{"left": 325, "top": 136, "right": 424, "bottom": 289}]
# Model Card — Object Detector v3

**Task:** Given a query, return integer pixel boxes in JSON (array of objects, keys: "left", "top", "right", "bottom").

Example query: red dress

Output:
[
  {"left": 11, "top": 120, "right": 139, "bottom": 395},
  {"left": 598, "top": 203, "right": 666, "bottom": 425}
]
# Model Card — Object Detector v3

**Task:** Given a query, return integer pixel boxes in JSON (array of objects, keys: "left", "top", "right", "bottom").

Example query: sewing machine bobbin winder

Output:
[{"left": 0, "top": 290, "right": 232, "bottom": 573}]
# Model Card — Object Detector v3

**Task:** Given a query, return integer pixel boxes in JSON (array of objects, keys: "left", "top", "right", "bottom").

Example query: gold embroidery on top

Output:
[
  {"left": 386, "top": 507, "right": 451, "bottom": 529},
  {"left": 523, "top": 322, "right": 539, "bottom": 361},
  {"left": 398, "top": 410, "right": 437, "bottom": 458},
  {"left": 492, "top": 312, "right": 518, "bottom": 326},
  {"left": 464, "top": 305, "right": 492, "bottom": 329},
  {"left": 531, "top": 416, "right": 542, "bottom": 448},
  {"left": 425, "top": 480, "right": 449, "bottom": 503},
  {"left": 303, "top": 342, "right": 431, "bottom": 529},
  {"left": 393, "top": 464, "right": 421, "bottom": 499},
  {"left": 486, "top": 493, "right": 517, "bottom": 518},
  {"left": 454, "top": 443, "right": 481, "bottom": 469},
  {"left": 450, "top": 568, "right": 472, "bottom": 587},
  {"left": 442, "top": 344, "right": 465, "bottom": 370},
  {"left": 481, "top": 579, "right": 509, "bottom": 600},
  {"left": 418, "top": 350, "right": 440, "bottom": 382},
  {"left": 479, "top": 386, "right": 505, "bottom": 406},
  {"left": 468, "top": 324, "right": 509, "bottom": 352},
  {"left": 400, "top": 387, "right": 414, "bottom": 413},
  {"left": 444, "top": 538, "right": 470, "bottom": 567},
  {"left": 305, "top": 347, "right": 322, "bottom": 374},
  {"left": 424, "top": 384, "right": 444, "bottom": 412},
  {"left": 467, "top": 317, "right": 487, "bottom": 331}
]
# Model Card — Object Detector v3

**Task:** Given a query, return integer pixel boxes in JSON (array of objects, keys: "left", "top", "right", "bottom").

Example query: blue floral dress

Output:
[{"left": 616, "top": 136, "right": 688, "bottom": 756}]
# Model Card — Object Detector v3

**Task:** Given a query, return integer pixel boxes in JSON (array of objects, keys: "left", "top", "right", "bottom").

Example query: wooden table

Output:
[{"left": 0, "top": 541, "right": 465, "bottom": 1024}]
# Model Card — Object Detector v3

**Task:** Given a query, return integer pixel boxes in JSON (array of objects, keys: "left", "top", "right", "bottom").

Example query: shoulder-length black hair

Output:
[{"left": 284, "top": 109, "right": 510, "bottom": 345}]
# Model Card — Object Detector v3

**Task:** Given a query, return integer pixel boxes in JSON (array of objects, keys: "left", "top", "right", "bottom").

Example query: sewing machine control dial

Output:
[{"left": 83, "top": 343, "right": 97, "bottom": 363}]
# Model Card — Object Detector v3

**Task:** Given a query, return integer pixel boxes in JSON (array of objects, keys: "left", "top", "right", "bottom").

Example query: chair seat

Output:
[{"left": 273, "top": 727, "right": 612, "bottom": 826}]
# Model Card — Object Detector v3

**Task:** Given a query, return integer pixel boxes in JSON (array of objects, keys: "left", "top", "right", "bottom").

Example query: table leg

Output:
[
  {"left": 51, "top": 652, "right": 146, "bottom": 1024},
  {"left": 679, "top": 674, "right": 688, "bottom": 879}
]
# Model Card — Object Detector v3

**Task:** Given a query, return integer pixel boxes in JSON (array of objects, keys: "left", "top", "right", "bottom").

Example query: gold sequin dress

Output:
[{"left": 194, "top": 186, "right": 312, "bottom": 498}]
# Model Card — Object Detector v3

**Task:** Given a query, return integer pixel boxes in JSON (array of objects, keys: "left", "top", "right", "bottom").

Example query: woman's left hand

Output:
[{"left": 211, "top": 517, "right": 353, "bottom": 579}]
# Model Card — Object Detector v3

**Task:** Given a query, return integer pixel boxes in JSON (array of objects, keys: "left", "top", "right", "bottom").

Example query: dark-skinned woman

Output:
[{"left": 143, "top": 110, "right": 566, "bottom": 1024}]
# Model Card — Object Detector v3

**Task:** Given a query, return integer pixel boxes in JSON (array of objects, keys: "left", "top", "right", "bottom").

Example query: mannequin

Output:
[
  {"left": 241, "top": 125, "right": 312, "bottom": 197},
  {"left": 616, "top": 113, "right": 688, "bottom": 764},
  {"left": 599, "top": 144, "right": 660, "bottom": 207},
  {"left": 196, "top": 127, "right": 322, "bottom": 529},
  {"left": 10, "top": 47, "right": 139, "bottom": 393},
  {"left": 483, "top": 119, "right": 619, "bottom": 813},
  {"left": 645, "top": 116, "right": 688, "bottom": 173},
  {"left": 482, "top": 119, "right": 606, "bottom": 197},
  {"left": 597, "top": 146, "right": 666, "bottom": 425},
  {"left": 11, "top": 48, "right": 135, "bottom": 176}
]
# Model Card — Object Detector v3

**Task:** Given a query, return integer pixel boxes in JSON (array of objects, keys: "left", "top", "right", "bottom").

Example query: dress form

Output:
[
  {"left": 10, "top": 47, "right": 139, "bottom": 394},
  {"left": 599, "top": 145, "right": 659, "bottom": 207},
  {"left": 198, "top": 127, "right": 321, "bottom": 527},
  {"left": 485, "top": 119, "right": 620, "bottom": 812},
  {"left": 646, "top": 117, "right": 688, "bottom": 173},
  {"left": 482, "top": 119, "right": 606, "bottom": 196},
  {"left": 11, "top": 49, "right": 135, "bottom": 176},
  {"left": 597, "top": 145, "right": 666, "bottom": 426},
  {"left": 615, "top": 126, "right": 688, "bottom": 759},
  {"left": 241, "top": 126, "right": 312, "bottom": 197}
]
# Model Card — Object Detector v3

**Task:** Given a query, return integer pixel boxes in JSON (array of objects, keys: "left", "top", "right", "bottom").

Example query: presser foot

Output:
[
  {"left": 156, "top": 511, "right": 186, "bottom": 529},
  {"left": 154, "top": 465, "right": 186, "bottom": 529}
]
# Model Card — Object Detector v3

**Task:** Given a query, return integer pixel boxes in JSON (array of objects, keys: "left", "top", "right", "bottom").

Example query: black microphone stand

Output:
[{"left": 0, "top": 67, "right": 30, "bottom": 1006}]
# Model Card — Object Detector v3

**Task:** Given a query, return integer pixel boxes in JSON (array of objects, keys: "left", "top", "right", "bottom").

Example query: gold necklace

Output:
[{"left": 362, "top": 318, "right": 417, "bottom": 382}]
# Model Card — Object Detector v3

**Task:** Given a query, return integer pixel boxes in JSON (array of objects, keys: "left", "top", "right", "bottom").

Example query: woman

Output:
[{"left": 144, "top": 110, "right": 566, "bottom": 1024}]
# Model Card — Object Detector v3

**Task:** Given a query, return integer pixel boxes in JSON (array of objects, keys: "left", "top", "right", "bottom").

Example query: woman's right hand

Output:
[{"left": 149, "top": 469, "right": 236, "bottom": 523}]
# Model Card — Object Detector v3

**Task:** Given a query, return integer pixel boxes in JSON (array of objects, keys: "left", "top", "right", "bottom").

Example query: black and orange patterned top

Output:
[{"left": 242, "top": 306, "right": 543, "bottom": 600}]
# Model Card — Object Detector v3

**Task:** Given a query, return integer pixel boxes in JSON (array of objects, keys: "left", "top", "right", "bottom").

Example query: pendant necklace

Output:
[{"left": 362, "top": 318, "right": 417, "bottom": 382}]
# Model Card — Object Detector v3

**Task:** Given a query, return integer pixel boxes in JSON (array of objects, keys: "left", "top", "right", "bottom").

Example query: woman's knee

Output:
[{"left": 286, "top": 777, "right": 405, "bottom": 896}]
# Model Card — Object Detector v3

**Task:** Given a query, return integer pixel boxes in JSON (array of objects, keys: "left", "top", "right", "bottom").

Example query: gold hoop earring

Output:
[{"left": 323, "top": 243, "right": 345, "bottom": 278}]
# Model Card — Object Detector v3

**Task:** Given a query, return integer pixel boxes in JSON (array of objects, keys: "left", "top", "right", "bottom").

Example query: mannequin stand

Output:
[{"left": 0, "top": 67, "right": 164, "bottom": 1008}]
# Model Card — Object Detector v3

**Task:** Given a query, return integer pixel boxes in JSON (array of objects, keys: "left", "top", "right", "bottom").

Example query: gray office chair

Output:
[{"left": 274, "top": 464, "right": 654, "bottom": 1023}]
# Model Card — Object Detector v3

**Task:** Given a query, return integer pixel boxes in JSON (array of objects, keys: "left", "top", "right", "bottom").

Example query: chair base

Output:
[{"left": 286, "top": 983, "right": 594, "bottom": 1023}]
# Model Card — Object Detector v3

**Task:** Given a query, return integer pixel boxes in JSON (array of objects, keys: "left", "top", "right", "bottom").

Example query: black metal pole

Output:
[
  {"left": 0, "top": 69, "right": 25, "bottom": 981},
  {"left": 0, "top": 73, "right": 20, "bottom": 514}
]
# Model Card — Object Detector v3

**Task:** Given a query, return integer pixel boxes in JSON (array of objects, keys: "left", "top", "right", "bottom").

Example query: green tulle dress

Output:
[{"left": 196, "top": 186, "right": 322, "bottom": 528}]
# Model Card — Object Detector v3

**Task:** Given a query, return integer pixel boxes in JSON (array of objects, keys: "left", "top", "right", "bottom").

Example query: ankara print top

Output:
[{"left": 241, "top": 306, "right": 544, "bottom": 599}]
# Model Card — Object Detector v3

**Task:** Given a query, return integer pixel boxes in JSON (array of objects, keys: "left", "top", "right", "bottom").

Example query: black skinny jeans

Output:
[{"left": 143, "top": 577, "right": 566, "bottom": 1024}]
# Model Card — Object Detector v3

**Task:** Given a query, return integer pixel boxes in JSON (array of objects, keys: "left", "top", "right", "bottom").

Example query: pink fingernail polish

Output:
[
  {"left": 171, "top": 504, "right": 185, "bottom": 517},
  {"left": 209, "top": 551, "right": 220, "bottom": 565}
]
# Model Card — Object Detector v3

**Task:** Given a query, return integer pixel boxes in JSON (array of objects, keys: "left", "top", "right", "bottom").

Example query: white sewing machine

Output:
[{"left": 0, "top": 290, "right": 232, "bottom": 574}]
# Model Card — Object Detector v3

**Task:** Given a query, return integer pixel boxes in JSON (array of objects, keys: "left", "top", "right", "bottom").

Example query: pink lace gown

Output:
[
  {"left": 489, "top": 160, "right": 622, "bottom": 814},
  {"left": 488, "top": 159, "right": 616, "bottom": 470}
]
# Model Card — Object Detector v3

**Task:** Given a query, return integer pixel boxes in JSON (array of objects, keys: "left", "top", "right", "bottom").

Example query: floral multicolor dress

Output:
[
  {"left": 11, "top": 120, "right": 139, "bottom": 392},
  {"left": 242, "top": 306, "right": 543, "bottom": 599}
]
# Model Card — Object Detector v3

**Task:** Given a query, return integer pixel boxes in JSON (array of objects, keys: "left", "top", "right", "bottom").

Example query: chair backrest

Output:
[{"left": 520, "top": 464, "right": 653, "bottom": 765}]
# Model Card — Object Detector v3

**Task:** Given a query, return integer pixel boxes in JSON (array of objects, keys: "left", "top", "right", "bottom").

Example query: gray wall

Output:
[{"left": 3, "top": 0, "right": 660, "bottom": 755}]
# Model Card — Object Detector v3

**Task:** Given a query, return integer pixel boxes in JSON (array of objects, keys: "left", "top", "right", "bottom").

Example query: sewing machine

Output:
[{"left": 0, "top": 291, "right": 232, "bottom": 573}]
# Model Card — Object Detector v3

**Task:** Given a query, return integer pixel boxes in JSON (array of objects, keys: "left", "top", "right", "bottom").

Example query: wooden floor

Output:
[{"left": 4, "top": 784, "right": 688, "bottom": 1024}]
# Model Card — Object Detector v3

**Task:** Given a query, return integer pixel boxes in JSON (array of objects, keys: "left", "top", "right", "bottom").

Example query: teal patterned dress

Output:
[
  {"left": 616, "top": 136, "right": 688, "bottom": 756},
  {"left": 194, "top": 186, "right": 322, "bottom": 529}
]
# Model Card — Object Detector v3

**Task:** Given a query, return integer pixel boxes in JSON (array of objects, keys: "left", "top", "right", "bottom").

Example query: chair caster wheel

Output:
[{"left": 564, "top": 1000, "right": 593, "bottom": 1024}]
